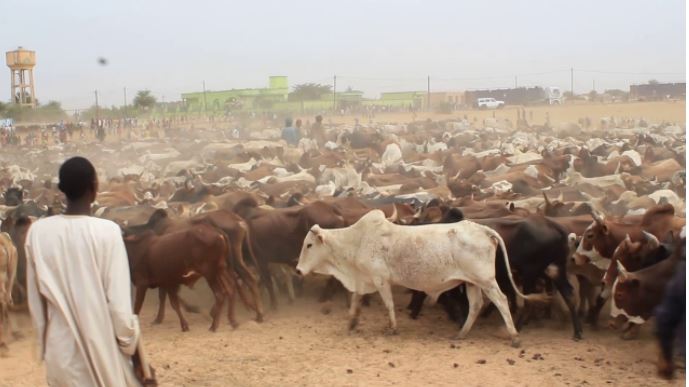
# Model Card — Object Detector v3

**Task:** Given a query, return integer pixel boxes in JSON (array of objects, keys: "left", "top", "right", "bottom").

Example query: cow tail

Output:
[
  {"left": 241, "top": 224, "right": 261, "bottom": 280},
  {"left": 488, "top": 227, "right": 551, "bottom": 303}
]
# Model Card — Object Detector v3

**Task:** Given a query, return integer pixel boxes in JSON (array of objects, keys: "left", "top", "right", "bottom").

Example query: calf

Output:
[
  {"left": 124, "top": 224, "right": 235, "bottom": 332},
  {"left": 296, "top": 210, "right": 550, "bottom": 347}
]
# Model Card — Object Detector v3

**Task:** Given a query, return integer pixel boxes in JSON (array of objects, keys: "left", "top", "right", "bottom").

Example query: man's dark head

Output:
[
  {"left": 58, "top": 156, "right": 98, "bottom": 202},
  {"left": 316, "top": 115, "right": 323, "bottom": 123}
]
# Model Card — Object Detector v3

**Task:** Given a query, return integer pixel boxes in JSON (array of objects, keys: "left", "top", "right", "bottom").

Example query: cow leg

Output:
[
  {"left": 375, "top": 281, "right": 397, "bottom": 334},
  {"left": 408, "top": 290, "right": 427, "bottom": 320},
  {"left": 348, "top": 293, "right": 363, "bottom": 331},
  {"left": 258, "top": 261, "right": 278, "bottom": 310},
  {"left": 152, "top": 289, "right": 166, "bottom": 325},
  {"left": 454, "top": 284, "right": 483, "bottom": 340},
  {"left": 554, "top": 275, "right": 584, "bottom": 340},
  {"left": 167, "top": 286, "right": 190, "bottom": 332},
  {"left": 481, "top": 283, "right": 521, "bottom": 348},
  {"left": 319, "top": 277, "right": 340, "bottom": 303},
  {"left": 133, "top": 285, "right": 148, "bottom": 315},
  {"left": 216, "top": 272, "right": 238, "bottom": 329},
  {"left": 586, "top": 294, "right": 607, "bottom": 328},
  {"left": 234, "top": 274, "right": 263, "bottom": 323}
]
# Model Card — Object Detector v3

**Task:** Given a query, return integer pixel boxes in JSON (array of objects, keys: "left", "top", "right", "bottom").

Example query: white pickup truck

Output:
[{"left": 475, "top": 97, "right": 505, "bottom": 109}]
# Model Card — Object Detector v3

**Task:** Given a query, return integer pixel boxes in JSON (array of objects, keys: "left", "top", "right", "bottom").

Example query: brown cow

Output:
[
  {"left": 232, "top": 197, "right": 346, "bottom": 308},
  {"left": 128, "top": 209, "right": 264, "bottom": 324},
  {"left": 0, "top": 232, "right": 18, "bottom": 356},
  {"left": 124, "top": 224, "right": 235, "bottom": 332}
]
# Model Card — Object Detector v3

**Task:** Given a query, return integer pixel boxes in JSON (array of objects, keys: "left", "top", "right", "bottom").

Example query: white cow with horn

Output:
[{"left": 295, "top": 210, "right": 549, "bottom": 347}]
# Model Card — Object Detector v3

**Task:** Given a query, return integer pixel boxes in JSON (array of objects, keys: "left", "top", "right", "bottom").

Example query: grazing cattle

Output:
[
  {"left": 0, "top": 232, "right": 18, "bottom": 355},
  {"left": 233, "top": 197, "right": 346, "bottom": 308},
  {"left": 296, "top": 210, "right": 550, "bottom": 347},
  {"left": 124, "top": 224, "right": 236, "bottom": 332}
]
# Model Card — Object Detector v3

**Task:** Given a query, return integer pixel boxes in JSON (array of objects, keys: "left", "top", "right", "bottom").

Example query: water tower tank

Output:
[
  {"left": 6, "top": 47, "right": 37, "bottom": 107},
  {"left": 6, "top": 47, "right": 36, "bottom": 70}
]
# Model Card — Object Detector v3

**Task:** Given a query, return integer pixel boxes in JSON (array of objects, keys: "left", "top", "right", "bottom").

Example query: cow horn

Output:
[
  {"left": 642, "top": 231, "right": 660, "bottom": 248},
  {"left": 557, "top": 191, "right": 564, "bottom": 202},
  {"left": 592, "top": 211, "right": 605, "bottom": 224},
  {"left": 616, "top": 260, "right": 629, "bottom": 280},
  {"left": 542, "top": 191, "right": 551, "bottom": 205}
]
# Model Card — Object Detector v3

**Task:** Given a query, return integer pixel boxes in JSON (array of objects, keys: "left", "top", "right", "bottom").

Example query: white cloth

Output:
[{"left": 26, "top": 215, "right": 141, "bottom": 387}]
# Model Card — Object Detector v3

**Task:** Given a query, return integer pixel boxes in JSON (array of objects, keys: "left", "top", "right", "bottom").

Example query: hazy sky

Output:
[{"left": 1, "top": 0, "right": 685, "bottom": 110}]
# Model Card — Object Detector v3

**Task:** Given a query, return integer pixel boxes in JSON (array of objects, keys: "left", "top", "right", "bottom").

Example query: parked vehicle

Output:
[{"left": 475, "top": 97, "right": 505, "bottom": 109}]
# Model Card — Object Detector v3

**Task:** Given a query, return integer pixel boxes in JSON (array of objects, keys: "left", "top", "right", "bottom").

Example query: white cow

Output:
[{"left": 295, "top": 210, "right": 548, "bottom": 347}]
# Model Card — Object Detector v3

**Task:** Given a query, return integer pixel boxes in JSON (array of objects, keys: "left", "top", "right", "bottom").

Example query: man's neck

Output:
[{"left": 64, "top": 200, "right": 91, "bottom": 216}]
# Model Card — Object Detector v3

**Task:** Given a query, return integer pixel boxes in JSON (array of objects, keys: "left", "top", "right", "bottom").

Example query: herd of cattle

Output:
[{"left": 0, "top": 116, "right": 685, "bottom": 353}]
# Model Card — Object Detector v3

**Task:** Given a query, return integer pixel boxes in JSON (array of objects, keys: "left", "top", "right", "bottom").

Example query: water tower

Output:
[{"left": 6, "top": 47, "right": 37, "bottom": 107}]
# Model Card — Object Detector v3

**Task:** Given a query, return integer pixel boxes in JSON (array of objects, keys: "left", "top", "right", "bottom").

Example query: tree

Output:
[
  {"left": 587, "top": 90, "right": 598, "bottom": 101},
  {"left": 133, "top": 90, "right": 157, "bottom": 110},
  {"left": 288, "top": 83, "right": 332, "bottom": 102},
  {"left": 648, "top": 79, "right": 660, "bottom": 85}
]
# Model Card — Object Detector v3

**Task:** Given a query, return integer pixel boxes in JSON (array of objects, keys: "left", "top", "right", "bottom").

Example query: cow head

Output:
[
  {"left": 613, "top": 261, "right": 640, "bottom": 314},
  {"left": 573, "top": 212, "right": 613, "bottom": 268},
  {"left": 296, "top": 226, "right": 330, "bottom": 277}
]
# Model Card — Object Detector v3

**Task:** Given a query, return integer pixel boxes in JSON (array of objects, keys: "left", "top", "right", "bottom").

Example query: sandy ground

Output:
[
  {"left": 324, "top": 101, "right": 686, "bottom": 127},
  {"left": 1, "top": 277, "right": 685, "bottom": 387}
]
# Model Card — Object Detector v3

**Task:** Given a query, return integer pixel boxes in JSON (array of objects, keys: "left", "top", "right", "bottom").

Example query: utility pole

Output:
[
  {"left": 592, "top": 80, "right": 596, "bottom": 92},
  {"left": 515, "top": 76, "right": 518, "bottom": 88},
  {"left": 570, "top": 67, "right": 574, "bottom": 98},
  {"left": 333, "top": 75, "right": 337, "bottom": 112},
  {"left": 95, "top": 90, "right": 99, "bottom": 121},
  {"left": 427, "top": 75, "right": 431, "bottom": 112},
  {"left": 202, "top": 80, "right": 208, "bottom": 113}
]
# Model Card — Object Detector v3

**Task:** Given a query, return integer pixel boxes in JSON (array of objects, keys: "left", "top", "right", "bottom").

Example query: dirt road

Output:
[{"left": 1, "top": 279, "right": 684, "bottom": 387}]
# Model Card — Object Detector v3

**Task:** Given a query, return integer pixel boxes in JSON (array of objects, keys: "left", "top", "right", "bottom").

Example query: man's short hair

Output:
[{"left": 58, "top": 156, "right": 96, "bottom": 201}]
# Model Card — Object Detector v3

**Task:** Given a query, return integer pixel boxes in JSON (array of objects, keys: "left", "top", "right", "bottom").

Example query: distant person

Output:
[
  {"left": 281, "top": 118, "right": 300, "bottom": 146},
  {"left": 26, "top": 157, "right": 143, "bottom": 386},
  {"left": 310, "top": 115, "right": 325, "bottom": 146}
]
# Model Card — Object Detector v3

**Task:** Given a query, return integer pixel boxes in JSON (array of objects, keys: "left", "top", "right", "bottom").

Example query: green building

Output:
[
  {"left": 179, "top": 76, "right": 424, "bottom": 114},
  {"left": 181, "top": 76, "right": 289, "bottom": 112}
]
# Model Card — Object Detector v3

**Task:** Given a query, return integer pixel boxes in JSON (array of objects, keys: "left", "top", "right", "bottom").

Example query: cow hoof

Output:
[
  {"left": 383, "top": 327, "right": 398, "bottom": 336},
  {"left": 151, "top": 319, "right": 163, "bottom": 325},
  {"left": 181, "top": 325, "right": 190, "bottom": 332},
  {"left": 321, "top": 305, "right": 332, "bottom": 315},
  {"left": 573, "top": 333, "right": 583, "bottom": 341},
  {"left": 255, "top": 314, "right": 264, "bottom": 323},
  {"left": 0, "top": 344, "right": 8, "bottom": 358},
  {"left": 209, "top": 326, "right": 217, "bottom": 332},
  {"left": 510, "top": 338, "right": 521, "bottom": 348},
  {"left": 229, "top": 321, "right": 240, "bottom": 330}
]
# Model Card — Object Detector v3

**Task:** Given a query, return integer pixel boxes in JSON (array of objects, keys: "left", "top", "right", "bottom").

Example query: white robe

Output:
[{"left": 26, "top": 215, "right": 141, "bottom": 387}]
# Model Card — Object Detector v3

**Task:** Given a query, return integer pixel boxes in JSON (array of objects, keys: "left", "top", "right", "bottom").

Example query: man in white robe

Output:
[{"left": 26, "top": 156, "right": 141, "bottom": 387}]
